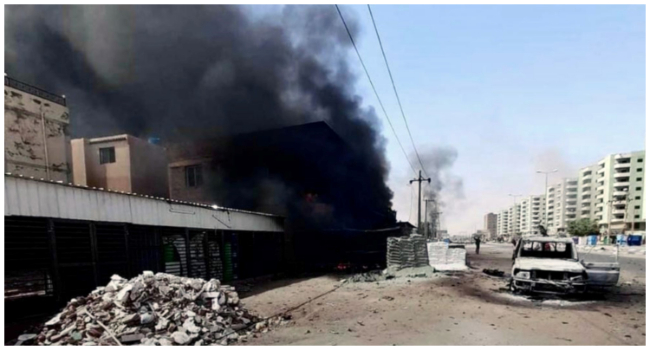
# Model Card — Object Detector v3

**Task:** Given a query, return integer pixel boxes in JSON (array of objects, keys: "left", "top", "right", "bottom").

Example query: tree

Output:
[{"left": 567, "top": 218, "right": 599, "bottom": 237}]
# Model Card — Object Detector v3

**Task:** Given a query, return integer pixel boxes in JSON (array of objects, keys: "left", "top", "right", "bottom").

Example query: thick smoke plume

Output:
[
  {"left": 411, "top": 146, "right": 465, "bottom": 231},
  {"left": 6, "top": 5, "right": 394, "bottom": 228}
]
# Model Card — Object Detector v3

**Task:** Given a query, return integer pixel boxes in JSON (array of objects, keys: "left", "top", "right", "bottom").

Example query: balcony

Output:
[
  {"left": 581, "top": 198, "right": 591, "bottom": 204},
  {"left": 611, "top": 217, "right": 624, "bottom": 223},
  {"left": 614, "top": 172, "right": 630, "bottom": 179},
  {"left": 614, "top": 182, "right": 630, "bottom": 189},
  {"left": 614, "top": 163, "right": 631, "bottom": 170},
  {"left": 612, "top": 208, "right": 626, "bottom": 215},
  {"left": 613, "top": 191, "right": 628, "bottom": 197}
]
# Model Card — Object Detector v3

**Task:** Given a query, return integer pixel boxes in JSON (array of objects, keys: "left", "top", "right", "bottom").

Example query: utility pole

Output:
[
  {"left": 410, "top": 170, "right": 431, "bottom": 235},
  {"left": 424, "top": 198, "right": 436, "bottom": 240}
]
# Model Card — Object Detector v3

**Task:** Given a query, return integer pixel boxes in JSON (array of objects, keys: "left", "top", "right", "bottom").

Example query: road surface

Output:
[{"left": 241, "top": 243, "right": 645, "bottom": 345}]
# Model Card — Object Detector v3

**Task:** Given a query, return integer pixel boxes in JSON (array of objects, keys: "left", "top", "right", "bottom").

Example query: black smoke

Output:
[
  {"left": 6, "top": 5, "right": 394, "bottom": 229},
  {"left": 411, "top": 146, "right": 464, "bottom": 233}
]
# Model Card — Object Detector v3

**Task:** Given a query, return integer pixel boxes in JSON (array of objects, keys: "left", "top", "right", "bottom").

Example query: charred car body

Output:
[{"left": 511, "top": 237, "right": 619, "bottom": 294}]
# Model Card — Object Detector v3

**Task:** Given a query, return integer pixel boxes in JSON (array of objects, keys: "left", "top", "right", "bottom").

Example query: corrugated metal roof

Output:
[{"left": 5, "top": 173, "right": 284, "bottom": 232}]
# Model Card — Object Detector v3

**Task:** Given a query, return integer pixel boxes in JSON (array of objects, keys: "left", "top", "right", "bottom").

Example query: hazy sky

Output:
[{"left": 336, "top": 5, "right": 645, "bottom": 234}]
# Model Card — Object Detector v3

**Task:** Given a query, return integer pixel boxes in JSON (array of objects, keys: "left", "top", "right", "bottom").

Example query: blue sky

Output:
[{"left": 336, "top": 5, "right": 645, "bottom": 233}]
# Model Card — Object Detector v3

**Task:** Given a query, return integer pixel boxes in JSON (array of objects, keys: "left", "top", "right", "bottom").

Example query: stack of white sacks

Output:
[{"left": 427, "top": 242, "right": 467, "bottom": 271}]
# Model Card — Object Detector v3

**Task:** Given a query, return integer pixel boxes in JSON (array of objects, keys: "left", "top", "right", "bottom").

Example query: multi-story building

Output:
[
  {"left": 578, "top": 164, "right": 599, "bottom": 221},
  {"left": 518, "top": 195, "right": 546, "bottom": 235},
  {"left": 497, "top": 209, "right": 509, "bottom": 237},
  {"left": 594, "top": 151, "right": 645, "bottom": 234},
  {"left": 490, "top": 150, "right": 645, "bottom": 237},
  {"left": 71, "top": 134, "right": 169, "bottom": 197},
  {"left": 4, "top": 75, "right": 71, "bottom": 181},
  {"left": 545, "top": 178, "right": 578, "bottom": 234},
  {"left": 484, "top": 213, "right": 497, "bottom": 239},
  {"left": 508, "top": 204, "right": 521, "bottom": 235}
]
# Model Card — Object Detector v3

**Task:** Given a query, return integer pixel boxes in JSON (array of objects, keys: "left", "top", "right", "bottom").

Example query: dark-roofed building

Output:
[{"left": 167, "top": 121, "right": 396, "bottom": 231}]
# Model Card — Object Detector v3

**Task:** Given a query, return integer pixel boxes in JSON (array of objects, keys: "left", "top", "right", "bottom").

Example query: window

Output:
[
  {"left": 636, "top": 187, "right": 642, "bottom": 191},
  {"left": 636, "top": 196, "right": 641, "bottom": 200},
  {"left": 638, "top": 159, "right": 643, "bottom": 163},
  {"left": 638, "top": 168, "right": 643, "bottom": 172},
  {"left": 635, "top": 206, "right": 640, "bottom": 209},
  {"left": 637, "top": 178, "right": 642, "bottom": 181},
  {"left": 185, "top": 165, "right": 203, "bottom": 188},
  {"left": 635, "top": 215, "right": 640, "bottom": 219},
  {"left": 99, "top": 147, "right": 116, "bottom": 164}
]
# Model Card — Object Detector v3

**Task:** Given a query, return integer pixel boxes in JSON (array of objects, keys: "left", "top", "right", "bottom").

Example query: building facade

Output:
[
  {"left": 508, "top": 204, "right": 521, "bottom": 235},
  {"left": 594, "top": 151, "right": 646, "bottom": 234},
  {"left": 5, "top": 75, "right": 71, "bottom": 181},
  {"left": 492, "top": 150, "right": 645, "bottom": 237},
  {"left": 497, "top": 209, "right": 509, "bottom": 237},
  {"left": 518, "top": 195, "right": 546, "bottom": 235},
  {"left": 71, "top": 134, "right": 169, "bottom": 198},
  {"left": 545, "top": 178, "right": 578, "bottom": 234},
  {"left": 484, "top": 213, "right": 497, "bottom": 239},
  {"left": 578, "top": 164, "right": 599, "bottom": 222}
]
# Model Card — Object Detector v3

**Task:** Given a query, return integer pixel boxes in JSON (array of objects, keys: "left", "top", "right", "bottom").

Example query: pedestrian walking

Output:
[{"left": 474, "top": 235, "right": 481, "bottom": 254}]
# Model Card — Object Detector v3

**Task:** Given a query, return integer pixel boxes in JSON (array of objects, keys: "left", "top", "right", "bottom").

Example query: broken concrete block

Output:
[
  {"left": 171, "top": 331, "right": 191, "bottom": 345},
  {"left": 120, "top": 333, "right": 145, "bottom": 344}
]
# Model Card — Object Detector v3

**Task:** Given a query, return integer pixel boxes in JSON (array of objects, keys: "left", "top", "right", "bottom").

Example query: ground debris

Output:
[
  {"left": 34, "top": 271, "right": 281, "bottom": 346},
  {"left": 482, "top": 269, "right": 505, "bottom": 278}
]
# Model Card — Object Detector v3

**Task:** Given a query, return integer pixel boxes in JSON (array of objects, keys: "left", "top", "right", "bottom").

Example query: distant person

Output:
[{"left": 474, "top": 236, "right": 481, "bottom": 254}]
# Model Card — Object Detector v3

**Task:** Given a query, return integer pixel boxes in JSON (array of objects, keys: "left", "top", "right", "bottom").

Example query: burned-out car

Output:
[{"left": 511, "top": 236, "right": 619, "bottom": 294}]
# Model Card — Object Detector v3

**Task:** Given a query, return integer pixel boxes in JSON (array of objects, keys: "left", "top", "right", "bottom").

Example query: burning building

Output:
[{"left": 168, "top": 121, "right": 396, "bottom": 231}]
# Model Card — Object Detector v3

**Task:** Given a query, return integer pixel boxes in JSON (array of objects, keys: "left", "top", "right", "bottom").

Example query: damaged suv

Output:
[{"left": 511, "top": 237, "right": 619, "bottom": 294}]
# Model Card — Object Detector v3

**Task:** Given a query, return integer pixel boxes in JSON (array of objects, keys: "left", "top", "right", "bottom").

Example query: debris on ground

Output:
[
  {"left": 350, "top": 271, "right": 382, "bottom": 283},
  {"left": 34, "top": 272, "right": 285, "bottom": 346},
  {"left": 482, "top": 269, "right": 505, "bottom": 278}
]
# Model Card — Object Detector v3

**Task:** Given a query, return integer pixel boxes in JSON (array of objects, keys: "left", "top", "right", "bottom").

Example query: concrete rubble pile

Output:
[
  {"left": 34, "top": 271, "right": 283, "bottom": 346},
  {"left": 387, "top": 234, "right": 429, "bottom": 270}
]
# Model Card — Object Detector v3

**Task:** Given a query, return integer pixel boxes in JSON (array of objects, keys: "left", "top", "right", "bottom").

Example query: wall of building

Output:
[
  {"left": 71, "top": 135, "right": 169, "bottom": 197},
  {"left": 127, "top": 136, "right": 169, "bottom": 198},
  {"left": 578, "top": 164, "right": 599, "bottom": 222},
  {"left": 168, "top": 158, "right": 215, "bottom": 204},
  {"left": 72, "top": 135, "right": 133, "bottom": 192},
  {"left": 5, "top": 79, "right": 71, "bottom": 182},
  {"left": 596, "top": 151, "right": 645, "bottom": 233}
]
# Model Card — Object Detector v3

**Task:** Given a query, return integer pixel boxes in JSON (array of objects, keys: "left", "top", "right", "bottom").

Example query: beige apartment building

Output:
[
  {"left": 5, "top": 75, "right": 71, "bottom": 181},
  {"left": 545, "top": 178, "right": 578, "bottom": 234},
  {"left": 578, "top": 164, "right": 599, "bottom": 221},
  {"left": 594, "top": 151, "right": 646, "bottom": 233},
  {"left": 518, "top": 195, "right": 546, "bottom": 235},
  {"left": 491, "top": 150, "right": 645, "bottom": 238},
  {"left": 71, "top": 134, "right": 169, "bottom": 197}
]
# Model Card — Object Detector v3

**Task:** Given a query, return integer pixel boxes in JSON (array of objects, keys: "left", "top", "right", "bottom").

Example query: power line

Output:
[
  {"left": 367, "top": 5, "right": 428, "bottom": 179},
  {"left": 334, "top": 4, "right": 417, "bottom": 177}
]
